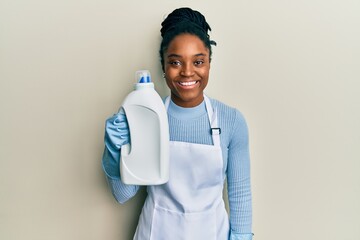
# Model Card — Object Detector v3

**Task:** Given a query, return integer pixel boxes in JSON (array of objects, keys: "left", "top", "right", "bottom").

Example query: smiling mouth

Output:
[{"left": 178, "top": 81, "right": 199, "bottom": 86}]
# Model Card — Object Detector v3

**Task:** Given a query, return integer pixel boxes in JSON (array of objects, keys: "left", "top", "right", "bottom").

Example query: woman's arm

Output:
[
  {"left": 227, "top": 110, "right": 253, "bottom": 239},
  {"left": 102, "top": 148, "right": 140, "bottom": 204},
  {"left": 102, "top": 112, "right": 140, "bottom": 204}
]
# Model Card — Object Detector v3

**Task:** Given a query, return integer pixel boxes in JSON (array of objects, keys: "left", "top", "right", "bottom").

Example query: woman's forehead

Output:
[{"left": 166, "top": 34, "right": 209, "bottom": 57}]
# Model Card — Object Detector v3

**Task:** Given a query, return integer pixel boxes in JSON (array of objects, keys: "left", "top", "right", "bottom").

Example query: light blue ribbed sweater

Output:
[{"left": 103, "top": 96, "right": 252, "bottom": 235}]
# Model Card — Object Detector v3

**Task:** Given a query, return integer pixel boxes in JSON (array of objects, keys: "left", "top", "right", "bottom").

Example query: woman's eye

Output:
[
  {"left": 194, "top": 60, "right": 204, "bottom": 66},
  {"left": 169, "top": 60, "right": 181, "bottom": 66}
]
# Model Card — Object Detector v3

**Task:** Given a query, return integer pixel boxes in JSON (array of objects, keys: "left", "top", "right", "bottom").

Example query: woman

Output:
[{"left": 102, "top": 7, "right": 253, "bottom": 240}]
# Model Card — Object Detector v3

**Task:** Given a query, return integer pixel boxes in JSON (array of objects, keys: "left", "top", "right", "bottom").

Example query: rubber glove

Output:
[
  {"left": 102, "top": 109, "right": 130, "bottom": 178},
  {"left": 229, "top": 231, "right": 254, "bottom": 240}
]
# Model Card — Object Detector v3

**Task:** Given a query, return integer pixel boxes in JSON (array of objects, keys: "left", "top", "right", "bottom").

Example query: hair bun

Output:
[{"left": 160, "top": 7, "right": 212, "bottom": 38}]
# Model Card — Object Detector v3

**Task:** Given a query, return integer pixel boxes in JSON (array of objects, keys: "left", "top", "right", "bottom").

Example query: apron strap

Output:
[
  {"left": 164, "top": 96, "right": 170, "bottom": 109},
  {"left": 204, "top": 96, "right": 221, "bottom": 147},
  {"left": 164, "top": 95, "right": 221, "bottom": 147}
]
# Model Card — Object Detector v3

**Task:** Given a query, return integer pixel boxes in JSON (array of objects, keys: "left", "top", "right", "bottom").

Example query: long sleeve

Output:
[{"left": 226, "top": 110, "right": 253, "bottom": 235}]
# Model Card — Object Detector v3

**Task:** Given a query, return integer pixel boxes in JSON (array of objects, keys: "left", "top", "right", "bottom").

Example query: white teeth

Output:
[{"left": 179, "top": 81, "right": 197, "bottom": 86}]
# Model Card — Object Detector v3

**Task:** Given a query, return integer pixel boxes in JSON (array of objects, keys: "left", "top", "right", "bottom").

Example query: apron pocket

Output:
[{"left": 150, "top": 205, "right": 217, "bottom": 240}]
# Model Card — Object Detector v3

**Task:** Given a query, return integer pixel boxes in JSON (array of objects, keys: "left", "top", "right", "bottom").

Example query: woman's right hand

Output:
[
  {"left": 102, "top": 110, "right": 130, "bottom": 178},
  {"left": 104, "top": 110, "right": 130, "bottom": 152}
]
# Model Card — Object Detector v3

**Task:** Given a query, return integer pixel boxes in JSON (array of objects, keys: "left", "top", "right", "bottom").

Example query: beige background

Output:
[{"left": 1, "top": 0, "right": 359, "bottom": 239}]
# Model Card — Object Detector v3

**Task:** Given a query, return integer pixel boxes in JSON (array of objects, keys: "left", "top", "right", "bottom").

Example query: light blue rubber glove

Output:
[{"left": 102, "top": 109, "right": 130, "bottom": 179}]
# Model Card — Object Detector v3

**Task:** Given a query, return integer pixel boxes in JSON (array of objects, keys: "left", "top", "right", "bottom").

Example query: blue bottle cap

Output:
[{"left": 136, "top": 70, "right": 151, "bottom": 83}]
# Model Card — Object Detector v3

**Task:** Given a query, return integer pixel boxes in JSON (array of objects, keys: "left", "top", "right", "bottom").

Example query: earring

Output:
[{"left": 162, "top": 72, "right": 165, "bottom": 78}]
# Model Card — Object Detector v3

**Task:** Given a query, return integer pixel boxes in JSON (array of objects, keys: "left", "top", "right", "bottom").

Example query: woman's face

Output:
[{"left": 164, "top": 34, "right": 210, "bottom": 108}]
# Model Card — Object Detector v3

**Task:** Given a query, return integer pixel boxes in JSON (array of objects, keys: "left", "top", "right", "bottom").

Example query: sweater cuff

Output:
[{"left": 229, "top": 231, "right": 254, "bottom": 240}]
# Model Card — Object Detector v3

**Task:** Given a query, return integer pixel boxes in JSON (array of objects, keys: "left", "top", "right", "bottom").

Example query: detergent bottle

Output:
[{"left": 120, "top": 70, "right": 169, "bottom": 185}]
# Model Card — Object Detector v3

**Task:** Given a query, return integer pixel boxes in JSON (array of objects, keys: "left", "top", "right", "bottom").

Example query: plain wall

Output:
[{"left": 1, "top": 0, "right": 359, "bottom": 239}]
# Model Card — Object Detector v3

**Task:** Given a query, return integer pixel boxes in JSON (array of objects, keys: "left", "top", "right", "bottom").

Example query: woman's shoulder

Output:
[
  {"left": 209, "top": 97, "right": 249, "bottom": 143},
  {"left": 209, "top": 97, "right": 247, "bottom": 123}
]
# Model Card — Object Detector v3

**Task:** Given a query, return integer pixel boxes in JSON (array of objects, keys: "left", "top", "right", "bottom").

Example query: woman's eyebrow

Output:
[
  {"left": 167, "top": 53, "right": 181, "bottom": 58},
  {"left": 167, "top": 53, "right": 207, "bottom": 58},
  {"left": 194, "top": 53, "right": 207, "bottom": 57}
]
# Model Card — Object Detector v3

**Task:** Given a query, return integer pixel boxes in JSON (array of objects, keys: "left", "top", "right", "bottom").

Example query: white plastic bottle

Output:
[{"left": 120, "top": 70, "right": 169, "bottom": 185}]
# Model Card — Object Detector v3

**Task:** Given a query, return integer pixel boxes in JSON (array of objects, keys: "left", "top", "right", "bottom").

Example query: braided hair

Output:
[{"left": 159, "top": 7, "right": 217, "bottom": 71}]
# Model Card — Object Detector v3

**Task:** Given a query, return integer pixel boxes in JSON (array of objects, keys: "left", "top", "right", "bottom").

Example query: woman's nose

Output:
[{"left": 180, "top": 63, "right": 194, "bottom": 77}]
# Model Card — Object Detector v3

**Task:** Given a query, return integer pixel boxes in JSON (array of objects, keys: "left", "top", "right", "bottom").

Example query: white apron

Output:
[{"left": 133, "top": 96, "right": 229, "bottom": 240}]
